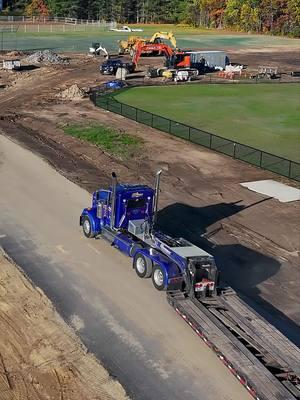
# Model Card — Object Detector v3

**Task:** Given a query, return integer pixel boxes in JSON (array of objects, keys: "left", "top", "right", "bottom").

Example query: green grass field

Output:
[
  {"left": 63, "top": 123, "right": 142, "bottom": 159},
  {"left": 114, "top": 84, "right": 300, "bottom": 162},
  {"left": 3, "top": 23, "right": 300, "bottom": 52}
]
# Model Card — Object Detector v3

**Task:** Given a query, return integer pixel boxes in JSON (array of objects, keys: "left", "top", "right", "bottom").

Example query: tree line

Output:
[{"left": 2, "top": 0, "right": 300, "bottom": 37}]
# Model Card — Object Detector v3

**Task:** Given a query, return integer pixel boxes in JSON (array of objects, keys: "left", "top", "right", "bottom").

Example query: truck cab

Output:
[{"left": 80, "top": 174, "right": 155, "bottom": 237}]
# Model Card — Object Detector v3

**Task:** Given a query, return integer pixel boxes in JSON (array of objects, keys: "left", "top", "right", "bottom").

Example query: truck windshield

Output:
[{"left": 127, "top": 198, "right": 146, "bottom": 209}]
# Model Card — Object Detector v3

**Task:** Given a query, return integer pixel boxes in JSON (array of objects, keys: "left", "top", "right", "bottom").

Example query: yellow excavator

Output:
[{"left": 118, "top": 32, "right": 177, "bottom": 55}]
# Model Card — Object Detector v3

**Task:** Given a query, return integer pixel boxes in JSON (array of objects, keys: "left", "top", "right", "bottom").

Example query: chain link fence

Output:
[{"left": 90, "top": 88, "right": 300, "bottom": 182}]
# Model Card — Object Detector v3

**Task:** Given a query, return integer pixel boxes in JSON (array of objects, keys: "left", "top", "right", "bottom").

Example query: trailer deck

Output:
[{"left": 167, "top": 290, "right": 300, "bottom": 400}]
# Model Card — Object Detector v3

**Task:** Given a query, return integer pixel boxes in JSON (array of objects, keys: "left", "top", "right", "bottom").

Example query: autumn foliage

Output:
[{"left": 25, "top": 0, "right": 49, "bottom": 16}]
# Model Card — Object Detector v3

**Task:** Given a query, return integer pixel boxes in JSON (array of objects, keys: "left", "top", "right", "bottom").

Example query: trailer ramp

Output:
[{"left": 167, "top": 290, "right": 300, "bottom": 400}]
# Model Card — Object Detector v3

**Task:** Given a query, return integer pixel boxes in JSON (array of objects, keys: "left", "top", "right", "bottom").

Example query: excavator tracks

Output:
[{"left": 167, "top": 290, "right": 300, "bottom": 400}]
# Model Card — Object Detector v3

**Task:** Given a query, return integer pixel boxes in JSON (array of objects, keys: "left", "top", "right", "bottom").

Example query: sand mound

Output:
[{"left": 60, "top": 84, "right": 86, "bottom": 100}]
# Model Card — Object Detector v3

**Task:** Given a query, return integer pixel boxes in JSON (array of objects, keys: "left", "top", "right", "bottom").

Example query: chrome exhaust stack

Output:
[
  {"left": 153, "top": 169, "right": 162, "bottom": 227},
  {"left": 110, "top": 172, "right": 118, "bottom": 229}
]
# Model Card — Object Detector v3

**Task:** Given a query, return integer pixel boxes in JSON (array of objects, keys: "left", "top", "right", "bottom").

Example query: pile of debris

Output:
[
  {"left": 25, "top": 50, "right": 67, "bottom": 65},
  {"left": 60, "top": 84, "right": 86, "bottom": 100}
]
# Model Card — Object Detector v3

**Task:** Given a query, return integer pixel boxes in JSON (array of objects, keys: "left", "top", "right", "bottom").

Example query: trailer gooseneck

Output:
[{"left": 80, "top": 171, "right": 300, "bottom": 400}]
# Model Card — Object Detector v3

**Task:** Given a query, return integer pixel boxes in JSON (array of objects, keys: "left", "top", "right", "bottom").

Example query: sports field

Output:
[
  {"left": 115, "top": 84, "right": 300, "bottom": 162},
  {"left": 3, "top": 23, "right": 300, "bottom": 52}
]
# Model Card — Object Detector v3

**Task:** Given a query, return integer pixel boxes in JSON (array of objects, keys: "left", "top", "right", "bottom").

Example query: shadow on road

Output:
[{"left": 156, "top": 201, "right": 300, "bottom": 345}]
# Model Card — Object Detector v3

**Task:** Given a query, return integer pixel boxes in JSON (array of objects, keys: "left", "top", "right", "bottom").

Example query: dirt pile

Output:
[
  {"left": 0, "top": 248, "right": 130, "bottom": 400},
  {"left": 60, "top": 84, "right": 86, "bottom": 99},
  {"left": 25, "top": 49, "right": 67, "bottom": 65},
  {"left": 5, "top": 50, "right": 23, "bottom": 57}
]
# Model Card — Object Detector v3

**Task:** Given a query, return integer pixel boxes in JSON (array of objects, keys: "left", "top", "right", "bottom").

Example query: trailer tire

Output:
[
  {"left": 134, "top": 253, "right": 153, "bottom": 278},
  {"left": 152, "top": 264, "right": 166, "bottom": 290},
  {"left": 82, "top": 216, "right": 95, "bottom": 238}
]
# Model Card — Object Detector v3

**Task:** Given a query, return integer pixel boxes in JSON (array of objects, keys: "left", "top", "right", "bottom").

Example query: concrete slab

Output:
[{"left": 241, "top": 180, "right": 300, "bottom": 203}]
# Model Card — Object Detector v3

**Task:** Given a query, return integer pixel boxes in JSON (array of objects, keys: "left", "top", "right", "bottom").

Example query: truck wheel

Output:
[
  {"left": 134, "top": 254, "right": 153, "bottom": 278},
  {"left": 82, "top": 216, "right": 95, "bottom": 238},
  {"left": 129, "top": 243, "right": 143, "bottom": 257},
  {"left": 152, "top": 265, "right": 166, "bottom": 290}
]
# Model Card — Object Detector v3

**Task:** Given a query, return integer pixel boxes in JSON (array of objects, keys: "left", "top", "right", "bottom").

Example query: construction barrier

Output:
[{"left": 90, "top": 87, "right": 300, "bottom": 182}]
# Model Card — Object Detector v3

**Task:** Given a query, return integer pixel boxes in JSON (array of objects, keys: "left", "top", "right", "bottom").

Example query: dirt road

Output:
[
  {"left": 0, "top": 134, "right": 252, "bottom": 400},
  {"left": 0, "top": 249, "right": 129, "bottom": 400}
]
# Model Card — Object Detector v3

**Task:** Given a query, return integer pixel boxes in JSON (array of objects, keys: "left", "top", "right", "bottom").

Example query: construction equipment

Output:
[
  {"left": 166, "top": 50, "right": 229, "bottom": 73},
  {"left": 118, "top": 35, "right": 141, "bottom": 55},
  {"left": 132, "top": 41, "right": 174, "bottom": 68},
  {"left": 148, "top": 31, "right": 177, "bottom": 49},
  {"left": 89, "top": 43, "right": 109, "bottom": 57},
  {"left": 80, "top": 170, "right": 300, "bottom": 400},
  {"left": 147, "top": 67, "right": 199, "bottom": 82},
  {"left": 118, "top": 31, "right": 177, "bottom": 55}
]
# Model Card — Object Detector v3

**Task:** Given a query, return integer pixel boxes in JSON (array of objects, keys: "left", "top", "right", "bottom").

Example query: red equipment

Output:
[{"left": 132, "top": 42, "right": 174, "bottom": 68}]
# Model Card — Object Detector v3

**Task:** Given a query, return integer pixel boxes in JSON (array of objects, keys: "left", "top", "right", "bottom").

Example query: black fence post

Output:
[
  {"left": 288, "top": 161, "right": 292, "bottom": 178},
  {"left": 188, "top": 126, "right": 191, "bottom": 141},
  {"left": 120, "top": 102, "right": 123, "bottom": 115},
  {"left": 135, "top": 107, "right": 138, "bottom": 121},
  {"left": 259, "top": 151, "right": 263, "bottom": 167},
  {"left": 169, "top": 119, "right": 171, "bottom": 133},
  {"left": 209, "top": 134, "right": 213, "bottom": 149},
  {"left": 233, "top": 142, "right": 236, "bottom": 158},
  {"left": 151, "top": 113, "right": 154, "bottom": 128}
]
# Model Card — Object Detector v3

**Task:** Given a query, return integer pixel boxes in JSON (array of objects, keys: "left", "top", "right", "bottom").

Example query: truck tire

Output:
[
  {"left": 129, "top": 243, "right": 143, "bottom": 258},
  {"left": 152, "top": 264, "right": 166, "bottom": 290},
  {"left": 134, "top": 253, "right": 153, "bottom": 278},
  {"left": 82, "top": 216, "right": 95, "bottom": 238}
]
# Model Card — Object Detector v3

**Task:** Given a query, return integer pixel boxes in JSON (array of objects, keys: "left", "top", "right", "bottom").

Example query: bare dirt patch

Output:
[{"left": 0, "top": 249, "right": 129, "bottom": 400}]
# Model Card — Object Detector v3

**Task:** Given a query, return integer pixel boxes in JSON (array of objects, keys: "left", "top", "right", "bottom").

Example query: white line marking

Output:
[
  {"left": 0, "top": 234, "right": 7, "bottom": 239},
  {"left": 86, "top": 243, "right": 101, "bottom": 255}
]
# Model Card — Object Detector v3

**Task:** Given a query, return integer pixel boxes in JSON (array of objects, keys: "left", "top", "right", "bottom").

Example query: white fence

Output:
[
  {"left": 0, "top": 15, "right": 117, "bottom": 27},
  {"left": 0, "top": 23, "right": 117, "bottom": 33}
]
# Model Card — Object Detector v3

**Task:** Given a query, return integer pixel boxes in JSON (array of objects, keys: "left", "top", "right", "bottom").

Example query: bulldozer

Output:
[{"left": 118, "top": 31, "right": 177, "bottom": 55}]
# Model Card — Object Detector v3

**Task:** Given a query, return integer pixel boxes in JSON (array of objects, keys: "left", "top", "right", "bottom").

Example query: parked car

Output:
[{"left": 100, "top": 59, "right": 134, "bottom": 75}]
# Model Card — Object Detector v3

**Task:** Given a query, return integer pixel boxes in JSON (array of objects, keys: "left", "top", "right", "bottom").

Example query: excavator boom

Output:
[
  {"left": 132, "top": 42, "right": 174, "bottom": 67},
  {"left": 149, "top": 31, "right": 177, "bottom": 48},
  {"left": 118, "top": 31, "right": 177, "bottom": 55}
]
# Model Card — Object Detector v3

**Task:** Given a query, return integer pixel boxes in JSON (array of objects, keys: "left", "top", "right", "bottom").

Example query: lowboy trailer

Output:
[{"left": 80, "top": 171, "right": 300, "bottom": 400}]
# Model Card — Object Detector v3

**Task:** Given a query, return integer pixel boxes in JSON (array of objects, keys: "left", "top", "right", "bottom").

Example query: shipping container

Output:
[{"left": 190, "top": 51, "right": 228, "bottom": 69}]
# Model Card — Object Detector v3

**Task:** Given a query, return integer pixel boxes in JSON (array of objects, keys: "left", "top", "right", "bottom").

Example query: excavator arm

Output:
[
  {"left": 132, "top": 42, "right": 174, "bottom": 67},
  {"left": 149, "top": 32, "right": 177, "bottom": 49}
]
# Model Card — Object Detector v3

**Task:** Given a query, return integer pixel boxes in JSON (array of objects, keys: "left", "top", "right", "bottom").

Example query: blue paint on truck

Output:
[{"left": 80, "top": 171, "right": 218, "bottom": 296}]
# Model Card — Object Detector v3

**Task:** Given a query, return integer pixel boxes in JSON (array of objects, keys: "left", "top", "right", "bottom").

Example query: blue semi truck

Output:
[
  {"left": 80, "top": 170, "right": 218, "bottom": 297},
  {"left": 80, "top": 171, "right": 299, "bottom": 400}
]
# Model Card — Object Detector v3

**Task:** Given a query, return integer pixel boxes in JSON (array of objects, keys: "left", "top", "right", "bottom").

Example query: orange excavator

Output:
[{"left": 132, "top": 41, "right": 174, "bottom": 68}]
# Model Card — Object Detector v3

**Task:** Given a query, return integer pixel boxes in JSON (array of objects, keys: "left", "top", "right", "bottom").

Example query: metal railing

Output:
[{"left": 90, "top": 88, "right": 300, "bottom": 182}]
